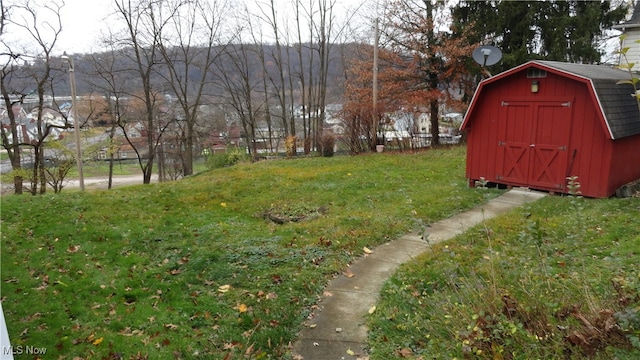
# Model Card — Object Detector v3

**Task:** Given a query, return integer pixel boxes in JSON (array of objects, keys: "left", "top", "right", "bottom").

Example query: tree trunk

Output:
[{"left": 430, "top": 97, "right": 440, "bottom": 147}]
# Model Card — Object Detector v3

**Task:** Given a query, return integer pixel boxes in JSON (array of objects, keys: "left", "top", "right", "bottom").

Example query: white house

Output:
[{"left": 614, "top": 3, "right": 640, "bottom": 70}]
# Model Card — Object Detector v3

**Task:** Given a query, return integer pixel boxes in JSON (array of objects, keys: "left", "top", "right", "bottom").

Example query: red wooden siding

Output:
[
  {"left": 463, "top": 61, "right": 640, "bottom": 198},
  {"left": 608, "top": 136, "right": 640, "bottom": 196}
]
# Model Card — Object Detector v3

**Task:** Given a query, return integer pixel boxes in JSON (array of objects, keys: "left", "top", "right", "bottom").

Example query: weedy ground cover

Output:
[
  {"left": 1, "top": 146, "right": 497, "bottom": 359},
  {"left": 368, "top": 193, "right": 640, "bottom": 359}
]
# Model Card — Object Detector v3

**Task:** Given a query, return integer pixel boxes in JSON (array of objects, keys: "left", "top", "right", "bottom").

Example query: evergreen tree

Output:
[{"left": 452, "top": 0, "right": 629, "bottom": 71}]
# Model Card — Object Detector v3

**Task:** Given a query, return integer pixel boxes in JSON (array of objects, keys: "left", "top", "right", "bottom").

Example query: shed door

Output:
[
  {"left": 498, "top": 100, "right": 572, "bottom": 191},
  {"left": 498, "top": 101, "right": 532, "bottom": 186}
]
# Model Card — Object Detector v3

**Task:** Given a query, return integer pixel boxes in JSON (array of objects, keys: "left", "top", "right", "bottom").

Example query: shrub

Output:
[
  {"left": 285, "top": 135, "right": 297, "bottom": 157},
  {"left": 321, "top": 134, "right": 335, "bottom": 157},
  {"left": 206, "top": 147, "right": 248, "bottom": 169}
]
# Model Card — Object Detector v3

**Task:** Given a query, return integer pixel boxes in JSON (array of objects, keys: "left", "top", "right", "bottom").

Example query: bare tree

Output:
[
  {"left": 312, "top": 0, "right": 335, "bottom": 151},
  {"left": 110, "top": 0, "right": 171, "bottom": 184},
  {"left": 156, "top": 0, "right": 231, "bottom": 177},
  {"left": 85, "top": 39, "right": 132, "bottom": 189},
  {"left": 0, "top": 0, "right": 71, "bottom": 194},
  {"left": 213, "top": 9, "right": 264, "bottom": 159},
  {"left": 257, "top": 0, "right": 293, "bottom": 148},
  {"left": 251, "top": 0, "right": 352, "bottom": 155}
]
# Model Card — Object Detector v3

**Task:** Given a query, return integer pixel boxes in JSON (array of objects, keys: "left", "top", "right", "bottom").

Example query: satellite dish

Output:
[{"left": 472, "top": 45, "right": 502, "bottom": 67}]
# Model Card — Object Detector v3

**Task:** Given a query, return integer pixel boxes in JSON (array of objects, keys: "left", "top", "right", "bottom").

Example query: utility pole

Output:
[
  {"left": 372, "top": 17, "right": 379, "bottom": 148},
  {"left": 62, "top": 52, "right": 85, "bottom": 191}
]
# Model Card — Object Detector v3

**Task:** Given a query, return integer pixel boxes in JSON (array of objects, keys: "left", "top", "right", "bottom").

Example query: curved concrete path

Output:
[{"left": 292, "top": 188, "right": 547, "bottom": 360}]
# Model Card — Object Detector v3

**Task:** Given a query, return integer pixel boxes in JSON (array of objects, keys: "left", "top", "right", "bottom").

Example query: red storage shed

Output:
[{"left": 460, "top": 60, "right": 640, "bottom": 198}]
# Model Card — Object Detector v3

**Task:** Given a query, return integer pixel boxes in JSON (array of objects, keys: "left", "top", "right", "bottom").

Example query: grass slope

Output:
[
  {"left": 1, "top": 146, "right": 497, "bottom": 359},
  {"left": 368, "top": 193, "right": 640, "bottom": 359}
]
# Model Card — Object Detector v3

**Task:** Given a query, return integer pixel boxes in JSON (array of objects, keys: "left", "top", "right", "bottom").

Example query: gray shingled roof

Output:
[
  {"left": 613, "top": 3, "right": 640, "bottom": 29},
  {"left": 535, "top": 61, "right": 640, "bottom": 139}
]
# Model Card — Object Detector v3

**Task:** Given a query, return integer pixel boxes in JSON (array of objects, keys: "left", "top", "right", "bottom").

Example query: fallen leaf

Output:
[
  {"left": 343, "top": 270, "right": 354, "bottom": 278},
  {"left": 323, "top": 291, "right": 333, "bottom": 297},
  {"left": 346, "top": 348, "right": 355, "bottom": 356},
  {"left": 235, "top": 303, "right": 248, "bottom": 313},
  {"left": 368, "top": 306, "right": 376, "bottom": 314},
  {"left": 169, "top": 269, "right": 182, "bottom": 275},
  {"left": 92, "top": 337, "right": 103, "bottom": 346},
  {"left": 164, "top": 323, "right": 179, "bottom": 330},
  {"left": 244, "top": 343, "right": 255, "bottom": 355},
  {"left": 397, "top": 348, "right": 412, "bottom": 357},
  {"left": 218, "top": 284, "right": 231, "bottom": 293},
  {"left": 363, "top": 246, "right": 372, "bottom": 254},
  {"left": 67, "top": 245, "right": 81, "bottom": 253}
]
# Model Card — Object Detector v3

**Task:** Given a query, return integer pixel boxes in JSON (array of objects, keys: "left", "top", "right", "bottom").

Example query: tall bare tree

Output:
[
  {"left": 1, "top": 0, "right": 70, "bottom": 194},
  {"left": 156, "top": 0, "right": 231, "bottom": 177},
  {"left": 257, "top": 0, "right": 292, "bottom": 146},
  {"left": 214, "top": 7, "right": 265, "bottom": 159},
  {"left": 110, "top": 0, "right": 170, "bottom": 184},
  {"left": 85, "top": 38, "right": 132, "bottom": 189}
]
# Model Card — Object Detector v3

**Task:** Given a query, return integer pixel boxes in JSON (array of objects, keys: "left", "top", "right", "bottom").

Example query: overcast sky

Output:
[
  {"left": 3, "top": 0, "right": 367, "bottom": 55},
  {"left": 58, "top": 0, "right": 112, "bottom": 53}
]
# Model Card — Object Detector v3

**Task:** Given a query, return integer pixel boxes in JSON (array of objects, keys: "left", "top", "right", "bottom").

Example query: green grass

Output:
[
  {"left": 78, "top": 161, "right": 141, "bottom": 177},
  {"left": 1, "top": 146, "right": 500, "bottom": 359},
  {"left": 367, "top": 194, "right": 640, "bottom": 359},
  {"left": 74, "top": 159, "right": 209, "bottom": 178}
]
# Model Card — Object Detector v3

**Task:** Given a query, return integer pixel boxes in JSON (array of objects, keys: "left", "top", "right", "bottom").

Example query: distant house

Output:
[
  {"left": 117, "top": 137, "right": 149, "bottom": 160},
  {"left": 614, "top": 3, "right": 640, "bottom": 71},
  {"left": 0, "top": 104, "right": 65, "bottom": 144},
  {"left": 97, "top": 136, "right": 149, "bottom": 161},
  {"left": 461, "top": 60, "right": 640, "bottom": 198}
]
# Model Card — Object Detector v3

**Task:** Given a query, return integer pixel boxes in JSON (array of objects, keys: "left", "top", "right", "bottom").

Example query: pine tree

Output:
[{"left": 452, "top": 0, "right": 628, "bottom": 71}]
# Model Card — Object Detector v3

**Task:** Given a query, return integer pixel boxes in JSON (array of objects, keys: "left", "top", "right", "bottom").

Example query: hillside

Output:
[{"left": 1, "top": 147, "right": 637, "bottom": 359}]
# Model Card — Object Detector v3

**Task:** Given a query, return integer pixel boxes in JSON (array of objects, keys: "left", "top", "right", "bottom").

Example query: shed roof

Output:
[{"left": 463, "top": 60, "right": 640, "bottom": 140}]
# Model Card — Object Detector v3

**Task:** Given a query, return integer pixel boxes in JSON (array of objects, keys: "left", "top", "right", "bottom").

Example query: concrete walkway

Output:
[{"left": 292, "top": 188, "right": 547, "bottom": 360}]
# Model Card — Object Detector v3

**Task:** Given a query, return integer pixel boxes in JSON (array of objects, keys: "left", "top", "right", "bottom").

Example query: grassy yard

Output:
[
  {"left": 368, "top": 192, "right": 640, "bottom": 359},
  {"left": 1, "top": 146, "right": 500, "bottom": 359},
  {"left": 71, "top": 159, "right": 209, "bottom": 179}
]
